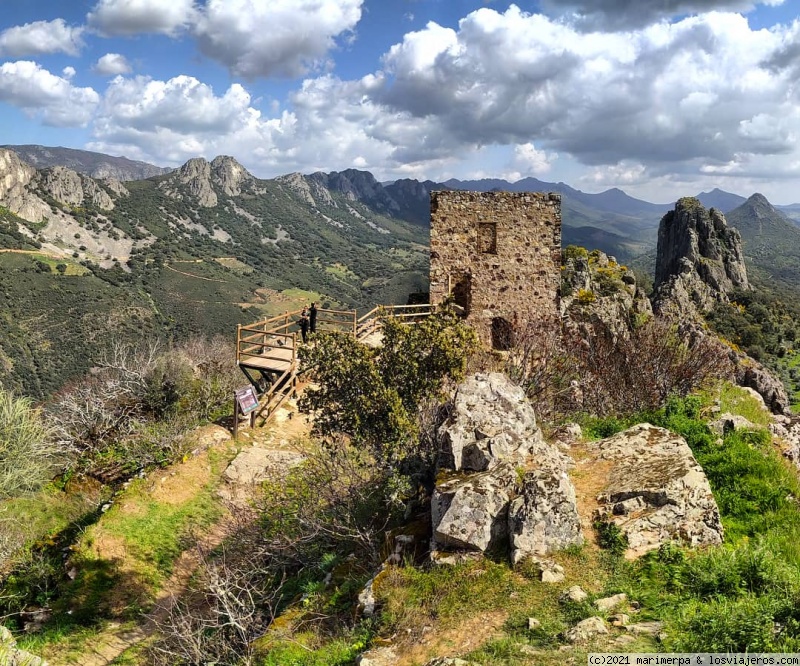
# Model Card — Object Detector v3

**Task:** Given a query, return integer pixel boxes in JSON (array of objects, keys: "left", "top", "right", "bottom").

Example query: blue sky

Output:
[{"left": 2, "top": 0, "right": 800, "bottom": 203}]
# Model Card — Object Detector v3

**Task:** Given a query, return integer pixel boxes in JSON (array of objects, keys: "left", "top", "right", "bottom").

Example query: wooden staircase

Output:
[{"left": 235, "top": 303, "right": 455, "bottom": 431}]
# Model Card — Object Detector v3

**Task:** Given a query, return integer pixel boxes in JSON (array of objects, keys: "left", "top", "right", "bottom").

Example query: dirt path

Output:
[
  {"left": 49, "top": 406, "right": 311, "bottom": 666},
  {"left": 163, "top": 263, "right": 228, "bottom": 283},
  {"left": 0, "top": 248, "right": 65, "bottom": 258}
]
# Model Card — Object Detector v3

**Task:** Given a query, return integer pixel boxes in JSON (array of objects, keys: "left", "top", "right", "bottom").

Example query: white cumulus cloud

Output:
[
  {"left": 194, "top": 0, "right": 364, "bottom": 77},
  {"left": 87, "top": 0, "right": 196, "bottom": 36},
  {"left": 0, "top": 61, "right": 99, "bottom": 127},
  {"left": 363, "top": 7, "right": 797, "bottom": 171},
  {"left": 0, "top": 19, "right": 84, "bottom": 57},
  {"left": 541, "top": 0, "right": 786, "bottom": 30},
  {"left": 78, "top": 3, "right": 800, "bottom": 200},
  {"left": 94, "top": 53, "right": 132, "bottom": 75}
]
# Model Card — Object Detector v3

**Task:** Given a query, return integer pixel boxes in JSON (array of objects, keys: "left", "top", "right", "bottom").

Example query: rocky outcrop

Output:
[
  {"left": 770, "top": 416, "right": 800, "bottom": 470},
  {"left": 171, "top": 157, "right": 218, "bottom": 207},
  {"left": 37, "top": 166, "right": 115, "bottom": 210},
  {"left": 561, "top": 249, "right": 652, "bottom": 337},
  {"left": 432, "top": 462, "right": 516, "bottom": 553},
  {"left": 508, "top": 465, "right": 583, "bottom": 565},
  {"left": 432, "top": 373, "right": 582, "bottom": 562},
  {"left": 0, "top": 148, "right": 50, "bottom": 222},
  {"left": 161, "top": 155, "right": 256, "bottom": 207},
  {"left": 737, "top": 362, "right": 791, "bottom": 415},
  {"left": 38, "top": 166, "right": 83, "bottom": 205},
  {"left": 653, "top": 198, "right": 749, "bottom": 318},
  {"left": 590, "top": 424, "right": 723, "bottom": 556},
  {"left": 438, "top": 372, "right": 557, "bottom": 472},
  {"left": 101, "top": 177, "right": 129, "bottom": 198},
  {"left": 210, "top": 155, "right": 254, "bottom": 196},
  {"left": 0, "top": 626, "right": 48, "bottom": 665}
]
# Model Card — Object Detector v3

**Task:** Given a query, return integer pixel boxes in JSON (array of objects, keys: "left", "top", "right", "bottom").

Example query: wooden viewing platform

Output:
[{"left": 234, "top": 303, "right": 440, "bottom": 430}]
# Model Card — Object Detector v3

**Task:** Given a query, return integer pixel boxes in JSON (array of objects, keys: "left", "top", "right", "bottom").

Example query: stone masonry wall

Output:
[{"left": 430, "top": 191, "right": 562, "bottom": 348}]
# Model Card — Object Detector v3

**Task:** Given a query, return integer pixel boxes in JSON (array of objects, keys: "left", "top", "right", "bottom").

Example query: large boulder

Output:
[
  {"left": 438, "top": 373, "right": 561, "bottom": 472},
  {"left": 771, "top": 417, "right": 800, "bottom": 470},
  {"left": 431, "top": 462, "right": 516, "bottom": 552},
  {"left": 508, "top": 466, "right": 583, "bottom": 564},
  {"left": 432, "top": 373, "right": 582, "bottom": 559},
  {"left": 737, "top": 362, "right": 791, "bottom": 415},
  {"left": 591, "top": 424, "right": 723, "bottom": 556}
]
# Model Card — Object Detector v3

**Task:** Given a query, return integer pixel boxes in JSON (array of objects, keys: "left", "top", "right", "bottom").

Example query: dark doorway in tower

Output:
[
  {"left": 491, "top": 317, "right": 515, "bottom": 351},
  {"left": 451, "top": 272, "right": 471, "bottom": 315}
]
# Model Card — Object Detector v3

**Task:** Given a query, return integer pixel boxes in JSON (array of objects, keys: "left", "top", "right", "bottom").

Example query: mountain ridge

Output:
[{"left": 2, "top": 145, "right": 172, "bottom": 181}]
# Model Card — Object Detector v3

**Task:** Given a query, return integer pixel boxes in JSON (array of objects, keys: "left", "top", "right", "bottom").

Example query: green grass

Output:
[
  {"left": 714, "top": 382, "right": 771, "bottom": 426},
  {"left": 0, "top": 482, "right": 103, "bottom": 556},
  {"left": 94, "top": 480, "right": 222, "bottom": 588},
  {"left": 259, "top": 629, "right": 371, "bottom": 666}
]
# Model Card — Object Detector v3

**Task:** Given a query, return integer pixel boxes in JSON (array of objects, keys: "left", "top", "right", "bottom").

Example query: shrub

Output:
[
  {"left": 0, "top": 390, "right": 67, "bottom": 499},
  {"left": 299, "top": 305, "right": 477, "bottom": 472},
  {"left": 594, "top": 519, "right": 628, "bottom": 556},
  {"left": 49, "top": 336, "right": 238, "bottom": 472},
  {"left": 507, "top": 317, "right": 732, "bottom": 423},
  {"left": 563, "top": 245, "right": 588, "bottom": 261}
]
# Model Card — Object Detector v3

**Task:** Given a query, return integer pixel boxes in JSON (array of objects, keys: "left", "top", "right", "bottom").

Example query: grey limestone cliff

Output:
[
  {"left": 653, "top": 197, "right": 749, "bottom": 318},
  {"left": 161, "top": 155, "right": 256, "bottom": 207}
]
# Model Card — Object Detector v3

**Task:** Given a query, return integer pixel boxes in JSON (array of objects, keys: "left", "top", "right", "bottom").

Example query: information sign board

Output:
[{"left": 235, "top": 386, "right": 259, "bottom": 415}]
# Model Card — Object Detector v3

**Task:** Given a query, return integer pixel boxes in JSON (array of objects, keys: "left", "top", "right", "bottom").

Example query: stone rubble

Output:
[{"left": 567, "top": 617, "right": 609, "bottom": 643}]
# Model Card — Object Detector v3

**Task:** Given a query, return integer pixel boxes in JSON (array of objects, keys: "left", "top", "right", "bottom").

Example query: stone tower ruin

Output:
[{"left": 429, "top": 190, "right": 562, "bottom": 349}]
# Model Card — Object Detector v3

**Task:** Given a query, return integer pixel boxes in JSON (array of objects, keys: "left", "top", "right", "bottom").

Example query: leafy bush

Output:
[
  {"left": 299, "top": 306, "right": 477, "bottom": 472},
  {"left": 594, "top": 519, "right": 628, "bottom": 556}
]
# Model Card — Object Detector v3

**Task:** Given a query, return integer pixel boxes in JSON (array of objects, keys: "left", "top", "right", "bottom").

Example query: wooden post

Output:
[
  {"left": 233, "top": 394, "right": 240, "bottom": 440},
  {"left": 236, "top": 324, "right": 241, "bottom": 363},
  {"left": 353, "top": 310, "right": 357, "bottom": 337}
]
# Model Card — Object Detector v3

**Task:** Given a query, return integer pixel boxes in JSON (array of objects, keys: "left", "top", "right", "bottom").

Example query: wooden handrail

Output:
[{"left": 356, "top": 306, "right": 381, "bottom": 324}]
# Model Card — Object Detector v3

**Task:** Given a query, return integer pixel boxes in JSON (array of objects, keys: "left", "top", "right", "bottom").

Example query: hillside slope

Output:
[{"left": 0, "top": 151, "right": 429, "bottom": 396}]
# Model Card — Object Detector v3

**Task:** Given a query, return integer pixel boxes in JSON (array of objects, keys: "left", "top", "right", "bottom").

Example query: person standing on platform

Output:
[
  {"left": 309, "top": 302, "right": 318, "bottom": 334},
  {"left": 298, "top": 313, "right": 310, "bottom": 343}
]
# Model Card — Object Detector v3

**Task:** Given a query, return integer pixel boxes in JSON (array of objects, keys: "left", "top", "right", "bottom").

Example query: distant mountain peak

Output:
[
  {"left": 210, "top": 155, "right": 253, "bottom": 196},
  {"left": 695, "top": 188, "right": 746, "bottom": 213},
  {"left": 745, "top": 192, "right": 773, "bottom": 208}
]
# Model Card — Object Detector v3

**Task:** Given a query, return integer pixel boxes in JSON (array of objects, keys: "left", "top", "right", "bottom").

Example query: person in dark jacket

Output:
[
  {"left": 309, "top": 302, "right": 318, "bottom": 334},
  {"left": 298, "top": 314, "right": 310, "bottom": 343}
]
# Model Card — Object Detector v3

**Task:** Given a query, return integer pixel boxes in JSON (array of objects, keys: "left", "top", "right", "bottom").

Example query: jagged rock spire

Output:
[{"left": 653, "top": 197, "right": 748, "bottom": 318}]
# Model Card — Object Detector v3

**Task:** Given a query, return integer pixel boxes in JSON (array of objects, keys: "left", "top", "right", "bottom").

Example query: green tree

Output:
[{"left": 298, "top": 306, "right": 478, "bottom": 467}]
